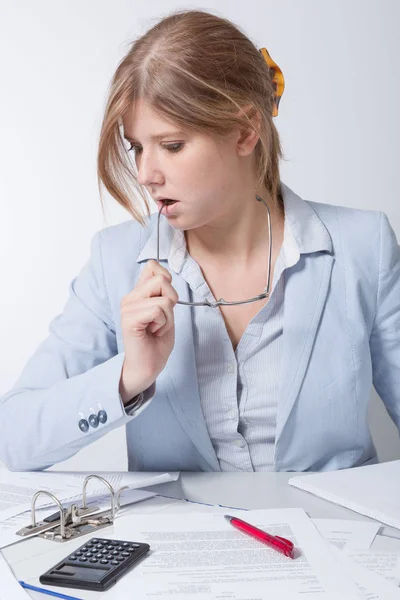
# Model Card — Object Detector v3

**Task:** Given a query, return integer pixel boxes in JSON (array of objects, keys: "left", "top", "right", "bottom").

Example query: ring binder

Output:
[{"left": 16, "top": 474, "right": 130, "bottom": 542}]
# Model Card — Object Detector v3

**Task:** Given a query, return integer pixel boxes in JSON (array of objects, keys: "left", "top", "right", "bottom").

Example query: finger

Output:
[
  {"left": 122, "top": 301, "right": 168, "bottom": 334},
  {"left": 147, "top": 297, "right": 175, "bottom": 334},
  {"left": 137, "top": 260, "right": 172, "bottom": 286},
  {"left": 121, "top": 297, "right": 174, "bottom": 335},
  {"left": 124, "top": 274, "right": 179, "bottom": 305},
  {"left": 121, "top": 262, "right": 174, "bottom": 308}
]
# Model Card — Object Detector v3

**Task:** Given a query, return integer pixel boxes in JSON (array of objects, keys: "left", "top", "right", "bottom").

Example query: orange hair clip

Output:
[{"left": 259, "top": 47, "right": 285, "bottom": 117}]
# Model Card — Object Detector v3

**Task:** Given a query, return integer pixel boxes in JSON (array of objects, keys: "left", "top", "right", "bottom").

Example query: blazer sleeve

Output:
[
  {"left": 0, "top": 230, "right": 154, "bottom": 471},
  {"left": 370, "top": 212, "right": 400, "bottom": 432}
]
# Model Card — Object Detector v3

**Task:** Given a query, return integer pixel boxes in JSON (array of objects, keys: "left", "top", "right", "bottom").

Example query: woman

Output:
[{"left": 1, "top": 9, "right": 399, "bottom": 472}]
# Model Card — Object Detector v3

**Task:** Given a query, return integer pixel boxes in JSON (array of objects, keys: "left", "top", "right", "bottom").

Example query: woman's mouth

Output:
[{"left": 157, "top": 199, "right": 179, "bottom": 216}]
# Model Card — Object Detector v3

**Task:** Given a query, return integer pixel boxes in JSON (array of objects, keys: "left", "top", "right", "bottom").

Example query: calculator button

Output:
[
  {"left": 69, "top": 555, "right": 77, "bottom": 560},
  {"left": 106, "top": 545, "right": 114, "bottom": 550},
  {"left": 111, "top": 560, "right": 119, "bottom": 565},
  {"left": 122, "top": 542, "right": 129, "bottom": 547},
  {"left": 112, "top": 551, "right": 119, "bottom": 556},
  {"left": 121, "top": 552, "right": 130, "bottom": 557},
  {"left": 100, "top": 559, "right": 108, "bottom": 564},
  {"left": 116, "top": 556, "right": 124, "bottom": 562},
  {"left": 90, "top": 558, "right": 98, "bottom": 563},
  {"left": 96, "top": 544, "right": 103, "bottom": 549},
  {"left": 75, "top": 551, "right": 82, "bottom": 556},
  {"left": 79, "top": 557, "right": 88, "bottom": 562},
  {"left": 117, "top": 546, "right": 124, "bottom": 551},
  {"left": 101, "top": 549, "right": 108, "bottom": 554},
  {"left": 96, "top": 553, "right": 103, "bottom": 558},
  {"left": 106, "top": 554, "right": 113, "bottom": 559}
]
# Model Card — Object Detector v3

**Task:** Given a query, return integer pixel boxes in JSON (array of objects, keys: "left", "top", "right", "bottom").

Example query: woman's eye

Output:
[
  {"left": 163, "top": 143, "right": 184, "bottom": 153},
  {"left": 127, "top": 143, "right": 184, "bottom": 154}
]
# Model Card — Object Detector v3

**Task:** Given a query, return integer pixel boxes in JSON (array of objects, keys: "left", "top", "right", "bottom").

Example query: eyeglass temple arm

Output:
[
  {"left": 157, "top": 195, "right": 272, "bottom": 306},
  {"left": 177, "top": 292, "right": 269, "bottom": 308}
]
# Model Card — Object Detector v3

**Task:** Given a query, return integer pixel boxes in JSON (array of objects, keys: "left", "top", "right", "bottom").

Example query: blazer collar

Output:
[
  {"left": 137, "top": 182, "right": 333, "bottom": 266},
  {"left": 280, "top": 182, "right": 332, "bottom": 255}
]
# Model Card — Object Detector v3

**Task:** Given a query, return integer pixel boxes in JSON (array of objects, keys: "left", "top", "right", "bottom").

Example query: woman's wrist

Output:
[
  {"left": 119, "top": 377, "right": 142, "bottom": 406},
  {"left": 119, "top": 359, "right": 154, "bottom": 406}
]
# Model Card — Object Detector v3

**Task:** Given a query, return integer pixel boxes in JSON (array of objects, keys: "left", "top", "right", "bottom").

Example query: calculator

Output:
[{"left": 39, "top": 537, "right": 150, "bottom": 592}]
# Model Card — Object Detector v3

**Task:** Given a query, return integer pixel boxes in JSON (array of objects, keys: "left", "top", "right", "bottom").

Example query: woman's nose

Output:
[{"left": 136, "top": 151, "right": 163, "bottom": 187}]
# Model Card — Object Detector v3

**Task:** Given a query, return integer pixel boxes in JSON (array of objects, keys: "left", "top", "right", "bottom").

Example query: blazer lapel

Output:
[
  {"left": 163, "top": 270, "right": 221, "bottom": 471},
  {"left": 275, "top": 251, "right": 334, "bottom": 443}
]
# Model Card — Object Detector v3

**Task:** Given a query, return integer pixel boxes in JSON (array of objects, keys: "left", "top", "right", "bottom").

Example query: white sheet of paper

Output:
[
  {"left": 345, "top": 550, "right": 400, "bottom": 586},
  {"left": 142, "top": 501, "right": 379, "bottom": 552},
  {"left": 0, "top": 470, "right": 82, "bottom": 523},
  {"left": 100, "top": 507, "right": 363, "bottom": 599},
  {"left": 0, "top": 488, "right": 156, "bottom": 549},
  {"left": 0, "top": 551, "right": 30, "bottom": 599},
  {"left": 119, "top": 500, "right": 395, "bottom": 599},
  {"left": 331, "top": 546, "right": 400, "bottom": 600},
  {"left": 312, "top": 519, "right": 380, "bottom": 551},
  {"left": 0, "top": 470, "right": 178, "bottom": 523}
]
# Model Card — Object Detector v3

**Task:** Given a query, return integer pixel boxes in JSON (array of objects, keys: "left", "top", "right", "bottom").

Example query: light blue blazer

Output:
[{"left": 1, "top": 183, "right": 399, "bottom": 472}]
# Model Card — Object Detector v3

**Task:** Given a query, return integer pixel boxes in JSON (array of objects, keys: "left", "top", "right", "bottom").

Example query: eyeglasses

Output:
[{"left": 156, "top": 195, "right": 272, "bottom": 308}]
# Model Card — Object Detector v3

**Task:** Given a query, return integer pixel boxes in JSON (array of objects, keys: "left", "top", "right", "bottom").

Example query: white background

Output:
[{"left": 0, "top": 0, "right": 399, "bottom": 470}]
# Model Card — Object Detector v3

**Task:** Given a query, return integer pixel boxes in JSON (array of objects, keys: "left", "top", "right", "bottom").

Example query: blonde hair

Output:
[{"left": 97, "top": 9, "right": 284, "bottom": 226}]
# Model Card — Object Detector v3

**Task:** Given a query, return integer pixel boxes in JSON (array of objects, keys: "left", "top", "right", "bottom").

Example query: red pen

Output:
[{"left": 224, "top": 515, "right": 295, "bottom": 559}]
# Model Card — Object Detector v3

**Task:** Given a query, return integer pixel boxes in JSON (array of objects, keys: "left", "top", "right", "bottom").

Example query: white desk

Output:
[{"left": 3, "top": 472, "right": 400, "bottom": 599}]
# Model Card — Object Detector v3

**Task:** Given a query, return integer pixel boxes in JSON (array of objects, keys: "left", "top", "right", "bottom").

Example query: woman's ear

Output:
[{"left": 235, "top": 105, "right": 261, "bottom": 156}]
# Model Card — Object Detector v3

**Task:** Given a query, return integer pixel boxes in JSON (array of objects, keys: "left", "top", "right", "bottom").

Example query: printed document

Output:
[
  {"left": 139, "top": 498, "right": 380, "bottom": 551},
  {"left": 0, "top": 470, "right": 82, "bottom": 523},
  {"left": 345, "top": 550, "right": 400, "bottom": 586},
  {"left": 331, "top": 546, "right": 400, "bottom": 600},
  {"left": 0, "top": 469, "right": 178, "bottom": 523},
  {"left": 312, "top": 518, "right": 380, "bottom": 551},
  {"left": 103, "top": 507, "right": 363, "bottom": 599}
]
